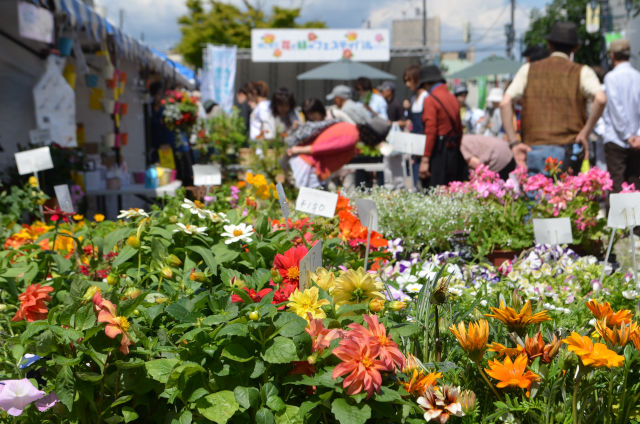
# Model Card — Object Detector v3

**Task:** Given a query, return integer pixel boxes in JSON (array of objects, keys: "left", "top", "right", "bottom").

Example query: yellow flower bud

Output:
[
  {"left": 106, "top": 274, "right": 119, "bottom": 285},
  {"left": 189, "top": 271, "right": 206, "bottom": 282},
  {"left": 165, "top": 254, "right": 182, "bottom": 267},
  {"left": 82, "top": 285, "right": 101, "bottom": 302},
  {"left": 124, "top": 288, "right": 141, "bottom": 300},
  {"left": 249, "top": 311, "right": 260, "bottom": 321},
  {"left": 126, "top": 235, "right": 140, "bottom": 249},
  {"left": 390, "top": 301, "right": 407, "bottom": 311},
  {"left": 161, "top": 267, "right": 173, "bottom": 279},
  {"left": 369, "top": 298, "right": 386, "bottom": 313}
]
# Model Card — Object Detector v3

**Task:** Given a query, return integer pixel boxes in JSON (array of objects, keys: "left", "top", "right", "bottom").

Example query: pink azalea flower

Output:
[{"left": 0, "top": 379, "right": 45, "bottom": 416}]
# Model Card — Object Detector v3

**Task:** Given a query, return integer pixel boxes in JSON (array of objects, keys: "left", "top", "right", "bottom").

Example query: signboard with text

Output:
[{"left": 251, "top": 29, "right": 390, "bottom": 62}]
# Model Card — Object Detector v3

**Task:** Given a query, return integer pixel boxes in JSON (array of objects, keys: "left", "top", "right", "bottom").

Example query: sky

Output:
[{"left": 94, "top": 0, "right": 550, "bottom": 62}]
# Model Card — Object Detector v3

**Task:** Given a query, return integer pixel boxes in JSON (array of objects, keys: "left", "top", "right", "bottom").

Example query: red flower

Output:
[
  {"left": 338, "top": 211, "right": 388, "bottom": 249},
  {"left": 92, "top": 292, "right": 133, "bottom": 354},
  {"left": 12, "top": 284, "right": 54, "bottom": 322},
  {"left": 306, "top": 314, "right": 343, "bottom": 353},
  {"left": 231, "top": 287, "right": 273, "bottom": 303},
  {"left": 273, "top": 245, "right": 308, "bottom": 286}
]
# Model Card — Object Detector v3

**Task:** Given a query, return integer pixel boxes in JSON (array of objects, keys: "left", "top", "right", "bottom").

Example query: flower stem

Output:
[
  {"left": 572, "top": 365, "right": 583, "bottom": 424},
  {"left": 476, "top": 361, "right": 502, "bottom": 401}
]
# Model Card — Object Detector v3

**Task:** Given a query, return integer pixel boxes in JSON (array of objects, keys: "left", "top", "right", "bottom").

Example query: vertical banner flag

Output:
[
  {"left": 477, "top": 76, "right": 487, "bottom": 110},
  {"left": 201, "top": 45, "right": 237, "bottom": 114}
]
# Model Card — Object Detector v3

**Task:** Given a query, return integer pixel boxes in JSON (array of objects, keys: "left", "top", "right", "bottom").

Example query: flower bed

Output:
[{"left": 0, "top": 173, "right": 639, "bottom": 423}]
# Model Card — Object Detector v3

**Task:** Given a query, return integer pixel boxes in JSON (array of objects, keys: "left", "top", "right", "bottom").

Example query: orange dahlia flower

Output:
[
  {"left": 348, "top": 314, "right": 405, "bottom": 371},
  {"left": 12, "top": 284, "right": 54, "bottom": 322},
  {"left": 485, "top": 354, "right": 540, "bottom": 397},
  {"left": 449, "top": 320, "right": 489, "bottom": 362},
  {"left": 562, "top": 332, "right": 624, "bottom": 368},
  {"left": 305, "top": 314, "right": 343, "bottom": 354},
  {"left": 485, "top": 300, "right": 550, "bottom": 333},
  {"left": 331, "top": 338, "right": 386, "bottom": 397}
]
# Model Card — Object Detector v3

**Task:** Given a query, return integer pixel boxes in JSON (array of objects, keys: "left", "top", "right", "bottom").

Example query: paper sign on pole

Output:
[
  {"left": 18, "top": 1, "right": 54, "bottom": 44},
  {"left": 295, "top": 187, "right": 338, "bottom": 218},
  {"left": 192, "top": 164, "right": 222, "bottom": 186},
  {"left": 608, "top": 193, "right": 640, "bottom": 229},
  {"left": 54, "top": 184, "right": 74, "bottom": 213},
  {"left": 14, "top": 146, "right": 54, "bottom": 175},
  {"left": 299, "top": 240, "right": 323, "bottom": 291},
  {"left": 29, "top": 128, "right": 51, "bottom": 145},
  {"left": 201, "top": 45, "right": 237, "bottom": 114},
  {"left": 354, "top": 198, "right": 378, "bottom": 232},
  {"left": 389, "top": 132, "right": 426, "bottom": 156},
  {"left": 533, "top": 218, "right": 573, "bottom": 245}
]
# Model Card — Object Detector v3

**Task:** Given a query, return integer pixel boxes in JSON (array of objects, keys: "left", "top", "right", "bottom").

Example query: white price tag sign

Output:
[
  {"left": 18, "top": 1, "right": 54, "bottom": 44},
  {"left": 276, "top": 183, "right": 290, "bottom": 220},
  {"left": 14, "top": 146, "right": 54, "bottom": 175},
  {"left": 354, "top": 198, "right": 378, "bottom": 232},
  {"left": 192, "top": 164, "right": 222, "bottom": 186},
  {"left": 54, "top": 184, "right": 74, "bottom": 213},
  {"left": 608, "top": 193, "right": 640, "bottom": 229},
  {"left": 299, "top": 240, "right": 323, "bottom": 291},
  {"left": 29, "top": 128, "right": 51, "bottom": 145},
  {"left": 295, "top": 187, "right": 338, "bottom": 218},
  {"left": 389, "top": 132, "right": 426, "bottom": 156},
  {"left": 533, "top": 218, "right": 573, "bottom": 245}
]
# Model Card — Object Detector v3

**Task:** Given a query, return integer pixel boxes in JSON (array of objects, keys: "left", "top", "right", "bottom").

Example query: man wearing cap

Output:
[
  {"left": 418, "top": 65, "right": 467, "bottom": 186},
  {"left": 602, "top": 39, "right": 640, "bottom": 192},
  {"left": 326, "top": 84, "right": 370, "bottom": 125},
  {"left": 480, "top": 87, "right": 504, "bottom": 137},
  {"left": 500, "top": 21, "right": 606, "bottom": 174},
  {"left": 454, "top": 83, "right": 480, "bottom": 134},
  {"left": 379, "top": 81, "right": 405, "bottom": 126}
]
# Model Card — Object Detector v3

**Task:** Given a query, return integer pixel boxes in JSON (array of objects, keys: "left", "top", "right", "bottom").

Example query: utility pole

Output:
[
  {"left": 505, "top": 0, "right": 515, "bottom": 59},
  {"left": 422, "top": 0, "right": 427, "bottom": 50},
  {"left": 118, "top": 8, "right": 125, "bottom": 30}
]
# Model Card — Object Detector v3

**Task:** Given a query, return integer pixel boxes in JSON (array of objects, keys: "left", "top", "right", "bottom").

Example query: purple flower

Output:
[
  {"left": 386, "top": 285, "right": 410, "bottom": 301},
  {"left": 0, "top": 379, "right": 45, "bottom": 416},
  {"left": 388, "top": 238, "right": 404, "bottom": 259},
  {"left": 35, "top": 392, "right": 59, "bottom": 412}
]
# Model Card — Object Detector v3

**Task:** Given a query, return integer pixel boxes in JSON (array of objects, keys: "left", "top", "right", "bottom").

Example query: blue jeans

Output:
[{"left": 526, "top": 145, "right": 565, "bottom": 176}]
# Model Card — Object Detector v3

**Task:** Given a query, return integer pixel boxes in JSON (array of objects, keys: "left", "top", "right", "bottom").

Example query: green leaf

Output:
[
  {"left": 0, "top": 266, "right": 30, "bottom": 278},
  {"left": 165, "top": 303, "right": 197, "bottom": 323},
  {"left": 255, "top": 408, "right": 275, "bottom": 424},
  {"left": 151, "top": 237, "right": 168, "bottom": 262},
  {"left": 122, "top": 407, "right": 139, "bottom": 423},
  {"left": 262, "top": 337, "right": 298, "bottom": 364},
  {"left": 51, "top": 253, "right": 72, "bottom": 274},
  {"left": 375, "top": 386, "right": 403, "bottom": 402},
  {"left": 196, "top": 391, "right": 239, "bottom": 424},
  {"left": 145, "top": 358, "right": 179, "bottom": 384},
  {"left": 216, "top": 323, "right": 248, "bottom": 338},
  {"left": 331, "top": 398, "right": 371, "bottom": 424},
  {"left": 275, "top": 405, "right": 303, "bottom": 424},
  {"left": 76, "top": 372, "right": 103, "bottom": 383},
  {"left": 266, "top": 395, "right": 286, "bottom": 413},
  {"left": 212, "top": 243, "right": 239, "bottom": 264},
  {"left": 55, "top": 365, "right": 75, "bottom": 411},
  {"left": 113, "top": 246, "right": 138, "bottom": 268},
  {"left": 222, "top": 343, "right": 254, "bottom": 363},
  {"left": 389, "top": 323, "right": 420, "bottom": 339},
  {"left": 187, "top": 245, "right": 219, "bottom": 274},
  {"left": 110, "top": 395, "right": 134, "bottom": 408},
  {"left": 172, "top": 411, "right": 192, "bottom": 424},
  {"left": 103, "top": 228, "right": 132, "bottom": 251},
  {"left": 73, "top": 303, "right": 96, "bottom": 331},
  {"left": 166, "top": 362, "right": 206, "bottom": 389},
  {"left": 234, "top": 386, "right": 260, "bottom": 410},
  {"left": 336, "top": 303, "right": 369, "bottom": 316},
  {"left": 273, "top": 312, "right": 307, "bottom": 338}
]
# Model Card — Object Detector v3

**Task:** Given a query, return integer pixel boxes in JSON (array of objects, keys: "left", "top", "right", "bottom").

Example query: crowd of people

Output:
[{"left": 225, "top": 21, "right": 639, "bottom": 193}]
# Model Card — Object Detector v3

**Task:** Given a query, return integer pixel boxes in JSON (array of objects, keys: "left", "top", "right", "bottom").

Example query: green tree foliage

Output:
[
  {"left": 524, "top": 0, "right": 603, "bottom": 66},
  {"left": 176, "top": 0, "right": 326, "bottom": 68}
]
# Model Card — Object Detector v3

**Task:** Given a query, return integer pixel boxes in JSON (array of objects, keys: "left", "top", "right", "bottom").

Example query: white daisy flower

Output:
[
  {"left": 181, "top": 199, "right": 211, "bottom": 220},
  {"left": 404, "top": 283, "right": 423, "bottom": 294},
  {"left": 173, "top": 223, "right": 208, "bottom": 235},
  {"left": 117, "top": 208, "right": 149, "bottom": 219},
  {"left": 221, "top": 223, "right": 254, "bottom": 244},
  {"left": 209, "top": 211, "right": 229, "bottom": 224}
]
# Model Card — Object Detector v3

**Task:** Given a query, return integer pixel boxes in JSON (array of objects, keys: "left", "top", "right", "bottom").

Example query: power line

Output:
[{"left": 469, "top": 2, "right": 510, "bottom": 47}]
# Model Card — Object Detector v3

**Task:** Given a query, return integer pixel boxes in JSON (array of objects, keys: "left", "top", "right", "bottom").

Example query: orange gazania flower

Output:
[
  {"left": 332, "top": 338, "right": 386, "bottom": 397},
  {"left": 594, "top": 319, "right": 637, "bottom": 348},
  {"left": 92, "top": 292, "right": 134, "bottom": 354},
  {"left": 485, "top": 300, "right": 550, "bottom": 333},
  {"left": 562, "top": 332, "right": 624, "bottom": 368},
  {"left": 586, "top": 300, "right": 633, "bottom": 327},
  {"left": 12, "top": 284, "right": 54, "bottom": 322},
  {"left": 631, "top": 327, "right": 640, "bottom": 350},
  {"left": 348, "top": 314, "right": 405, "bottom": 371},
  {"left": 449, "top": 320, "right": 489, "bottom": 362},
  {"left": 485, "top": 354, "right": 540, "bottom": 397},
  {"left": 401, "top": 355, "right": 442, "bottom": 397},
  {"left": 523, "top": 332, "right": 561, "bottom": 364},
  {"left": 487, "top": 342, "right": 525, "bottom": 358}
]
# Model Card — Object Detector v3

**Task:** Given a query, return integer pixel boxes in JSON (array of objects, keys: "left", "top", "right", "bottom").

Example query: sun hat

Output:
[
  {"left": 326, "top": 85, "right": 352, "bottom": 101},
  {"left": 486, "top": 87, "right": 504, "bottom": 103}
]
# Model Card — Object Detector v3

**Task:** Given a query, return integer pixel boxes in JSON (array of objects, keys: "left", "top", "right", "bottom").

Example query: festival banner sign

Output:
[
  {"left": 201, "top": 45, "right": 237, "bottom": 113},
  {"left": 251, "top": 29, "right": 390, "bottom": 62}
]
